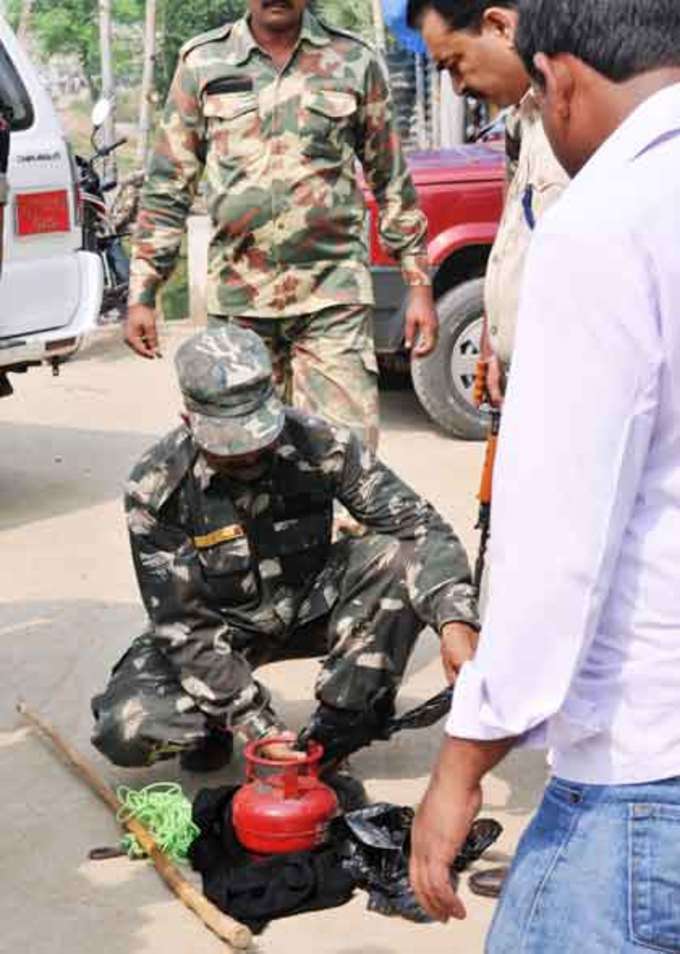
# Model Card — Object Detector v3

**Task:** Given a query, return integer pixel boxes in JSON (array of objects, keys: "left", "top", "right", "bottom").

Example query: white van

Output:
[{"left": 0, "top": 15, "right": 102, "bottom": 396}]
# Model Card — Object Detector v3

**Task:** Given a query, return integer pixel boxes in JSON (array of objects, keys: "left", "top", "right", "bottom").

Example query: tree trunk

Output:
[
  {"left": 370, "top": 0, "right": 387, "bottom": 51},
  {"left": 98, "top": 0, "right": 115, "bottom": 148},
  {"left": 136, "top": 0, "right": 157, "bottom": 168},
  {"left": 16, "top": 0, "right": 34, "bottom": 46}
]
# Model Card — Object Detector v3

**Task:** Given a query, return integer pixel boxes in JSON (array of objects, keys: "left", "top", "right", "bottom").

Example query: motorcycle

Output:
[{"left": 76, "top": 98, "right": 143, "bottom": 322}]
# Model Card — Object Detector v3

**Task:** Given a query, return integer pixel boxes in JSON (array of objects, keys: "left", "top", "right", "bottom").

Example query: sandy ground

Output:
[{"left": 0, "top": 323, "right": 546, "bottom": 954}]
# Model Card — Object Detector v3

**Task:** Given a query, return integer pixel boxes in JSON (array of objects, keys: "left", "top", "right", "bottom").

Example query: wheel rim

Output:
[{"left": 449, "top": 313, "right": 484, "bottom": 410}]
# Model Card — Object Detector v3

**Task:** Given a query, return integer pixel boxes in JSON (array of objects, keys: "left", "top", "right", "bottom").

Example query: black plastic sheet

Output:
[{"left": 336, "top": 803, "right": 502, "bottom": 922}]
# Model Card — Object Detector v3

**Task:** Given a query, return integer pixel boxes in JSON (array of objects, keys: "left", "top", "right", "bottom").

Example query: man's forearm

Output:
[
  {"left": 434, "top": 735, "right": 516, "bottom": 793},
  {"left": 127, "top": 205, "right": 189, "bottom": 308}
]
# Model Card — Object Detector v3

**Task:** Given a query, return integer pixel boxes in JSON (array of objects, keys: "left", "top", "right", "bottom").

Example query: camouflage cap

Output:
[{"left": 175, "top": 326, "right": 285, "bottom": 457}]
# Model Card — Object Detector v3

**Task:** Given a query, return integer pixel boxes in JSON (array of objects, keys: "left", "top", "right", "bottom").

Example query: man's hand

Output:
[
  {"left": 124, "top": 303, "right": 161, "bottom": 359},
  {"left": 410, "top": 737, "right": 512, "bottom": 922},
  {"left": 405, "top": 285, "right": 438, "bottom": 357},
  {"left": 259, "top": 731, "right": 306, "bottom": 763},
  {"left": 440, "top": 622, "right": 479, "bottom": 685},
  {"left": 410, "top": 758, "right": 481, "bottom": 921},
  {"left": 473, "top": 316, "right": 505, "bottom": 408},
  {"left": 486, "top": 353, "right": 505, "bottom": 408}
]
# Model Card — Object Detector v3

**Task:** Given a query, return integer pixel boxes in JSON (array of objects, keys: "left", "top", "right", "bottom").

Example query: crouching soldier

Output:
[{"left": 91, "top": 326, "right": 478, "bottom": 770}]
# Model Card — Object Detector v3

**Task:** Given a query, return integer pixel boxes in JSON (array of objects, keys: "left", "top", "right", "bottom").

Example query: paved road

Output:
[{"left": 0, "top": 323, "right": 546, "bottom": 954}]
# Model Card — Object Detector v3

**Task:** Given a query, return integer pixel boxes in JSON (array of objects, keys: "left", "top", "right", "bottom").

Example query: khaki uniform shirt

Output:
[
  {"left": 484, "top": 91, "right": 569, "bottom": 365},
  {"left": 129, "top": 12, "right": 430, "bottom": 317}
]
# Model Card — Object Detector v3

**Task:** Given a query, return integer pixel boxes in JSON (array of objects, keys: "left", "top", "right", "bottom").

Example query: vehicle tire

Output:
[{"left": 411, "top": 278, "right": 488, "bottom": 441}]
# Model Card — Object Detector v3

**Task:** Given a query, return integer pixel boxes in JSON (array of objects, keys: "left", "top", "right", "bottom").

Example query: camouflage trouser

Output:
[
  {"left": 91, "top": 533, "right": 425, "bottom": 767},
  {"left": 209, "top": 304, "right": 379, "bottom": 451}
]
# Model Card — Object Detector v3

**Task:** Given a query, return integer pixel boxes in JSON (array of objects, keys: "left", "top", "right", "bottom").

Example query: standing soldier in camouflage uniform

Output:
[
  {"left": 124, "top": 0, "right": 438, "bottom": 451},
  {"left": 92, "top": 326, "right": 477, "bottom": 768}
]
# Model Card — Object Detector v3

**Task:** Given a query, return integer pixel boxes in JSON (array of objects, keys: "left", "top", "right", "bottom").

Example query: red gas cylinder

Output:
[{"left": 232, "top": 734, "right": 339, "bottom": 855}]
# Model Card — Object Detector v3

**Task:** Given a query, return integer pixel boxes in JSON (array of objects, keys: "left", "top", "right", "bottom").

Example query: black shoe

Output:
[
  {"left": 468, "top": 865, "right": 508, "bottom": 899},
  {"left": 179, "top": 730, "right": 234, "bottom": 773},
  {"left": 320, "top": 762, "right": 369, "bottom": 813}
]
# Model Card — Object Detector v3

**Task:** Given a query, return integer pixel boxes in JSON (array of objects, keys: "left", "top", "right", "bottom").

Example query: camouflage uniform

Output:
[
  {"left": 91, "top": 330, "right": 476, "bottom": 768},
  {"left": 128, "top": 11, "right": 431, "bottom": 449}
]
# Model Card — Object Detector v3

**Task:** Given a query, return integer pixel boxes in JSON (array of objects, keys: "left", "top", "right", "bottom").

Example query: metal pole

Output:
[
  {"left": 431, "top": 62, "right": 441, "bottom": 149},
  {"left": 414, "top": 53, "right": 427, "bottom": 150}
]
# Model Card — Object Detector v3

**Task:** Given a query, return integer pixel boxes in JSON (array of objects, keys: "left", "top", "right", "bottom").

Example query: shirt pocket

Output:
[
  {"left": 629, "top": 802, "right": 680, "bottom": 952},
  {"left": 195, "top": 531, "right": 256, "bottom": 605},
  {"left": 301, "top": 89, "right": 358, "bottom": 160},
  {"left": 203, "top": 91, "right": 261, "bottom": 164},
  {"left": 265, "top": 512, "right": 331, "bottom": 589}
]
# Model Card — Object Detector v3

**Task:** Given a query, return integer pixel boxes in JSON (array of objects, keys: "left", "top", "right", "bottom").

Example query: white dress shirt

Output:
[{"left": 447, "top": 83, "right": 680, "bottom": 785}]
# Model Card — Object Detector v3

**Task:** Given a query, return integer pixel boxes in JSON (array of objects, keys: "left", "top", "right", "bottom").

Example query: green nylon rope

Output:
[{"left": 116, "top": 782, "right": 200, "bottom": 864}]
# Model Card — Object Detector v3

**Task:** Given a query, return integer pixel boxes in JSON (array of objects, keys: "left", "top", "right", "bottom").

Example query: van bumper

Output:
[{"left": 0, "top": 250, "right": 103, "bottom": 371}]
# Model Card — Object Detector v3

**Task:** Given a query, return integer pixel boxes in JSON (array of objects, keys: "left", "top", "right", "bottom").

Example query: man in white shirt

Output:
[{"left": 410, "top": 1, "right": 680, "bottom": 949}]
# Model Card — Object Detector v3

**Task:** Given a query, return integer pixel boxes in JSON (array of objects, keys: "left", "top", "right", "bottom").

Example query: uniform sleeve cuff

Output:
[
  {"left": 236, "top": 707, "right": 287, "bottom": 743},
  {"left": 127, "top": 281, "right": 159, "bottom": 309},
  {"left": 128, "top": 259, "right": 163, "bottom": 308},
  {"left": 435, "top": 584, "right": 480, "bottom": 632},
  {"left": 400, "top": 253, "right": 431, "bottom": 286}
]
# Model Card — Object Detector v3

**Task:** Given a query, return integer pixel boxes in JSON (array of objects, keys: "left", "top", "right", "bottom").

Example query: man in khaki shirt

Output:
[{"left": 408, "top": 0, "right": 568, "bottom": 405}]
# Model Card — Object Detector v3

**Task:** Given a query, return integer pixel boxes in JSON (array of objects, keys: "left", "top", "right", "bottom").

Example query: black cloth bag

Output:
[{"left": 189, "top": 786, "right": 355, "bottom": 934}]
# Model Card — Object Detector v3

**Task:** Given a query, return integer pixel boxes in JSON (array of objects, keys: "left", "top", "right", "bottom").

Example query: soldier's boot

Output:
[
  {"left": 320, "top": 761, "right": 369, "bottom": 812},
  {"left": 179, "top": 728, "right": 234, "bottom": 773}
]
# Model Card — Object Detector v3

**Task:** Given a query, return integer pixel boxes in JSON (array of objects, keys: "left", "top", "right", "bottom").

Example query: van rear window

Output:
[{"left": 0, "top": 41, "right": 33, "bottom": 131}]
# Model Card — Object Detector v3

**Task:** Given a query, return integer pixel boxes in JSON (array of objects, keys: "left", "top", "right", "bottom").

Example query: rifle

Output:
[{"left": 474, "top": 406, "right": 502, "bottom": 593}]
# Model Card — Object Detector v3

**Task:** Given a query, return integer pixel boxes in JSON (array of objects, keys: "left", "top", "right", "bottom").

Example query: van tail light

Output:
[{"left": 15, "top": 190, "right": 70, "bottom": 237}]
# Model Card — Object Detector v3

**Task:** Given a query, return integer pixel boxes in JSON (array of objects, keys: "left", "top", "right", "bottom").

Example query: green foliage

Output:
[
  {"left": 14, "top": 0, "right": 144, "bottom": 95},
  {"left": 155, "top": 0, "right": 245, "bottom": 99},
  {"left": 312, "top": 0, "right": 374, "bottom": 38},
  {"left": 4, "top": 0, "right": 20, "bottom": 31}
]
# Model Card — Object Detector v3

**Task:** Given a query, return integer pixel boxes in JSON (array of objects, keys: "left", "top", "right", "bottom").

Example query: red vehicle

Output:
[{"left": 368, "top": 141, "right": 505, "bottom": 440}]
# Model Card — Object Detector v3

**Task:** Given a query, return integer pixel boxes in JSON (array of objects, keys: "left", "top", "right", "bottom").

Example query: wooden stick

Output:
[{"left": 16, "top": 700, "right": 252, "bottom": 951}]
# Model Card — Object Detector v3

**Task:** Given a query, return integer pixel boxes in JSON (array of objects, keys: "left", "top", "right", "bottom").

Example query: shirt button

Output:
[{"left": 490, "top": 325, "right": 498, "bottom": 334}]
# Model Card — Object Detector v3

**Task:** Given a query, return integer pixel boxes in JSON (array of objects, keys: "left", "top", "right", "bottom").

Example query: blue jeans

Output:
[{"left": 486, "top": 775, "right": 680, "bottom": 953}]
